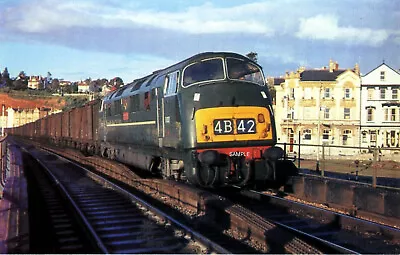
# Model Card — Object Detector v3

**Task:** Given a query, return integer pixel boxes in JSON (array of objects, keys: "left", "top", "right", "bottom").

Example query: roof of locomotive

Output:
[
  {"left": 161, "top": 51, "right": 260, "bottom": 72},
  {"left": 103, "top": 52, "right": 259, "bottom": 102}
]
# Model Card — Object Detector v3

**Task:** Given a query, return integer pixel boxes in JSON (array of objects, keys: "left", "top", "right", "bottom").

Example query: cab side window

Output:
[{"left": 164, "top": 71, "right": 179, "bottom": 96}]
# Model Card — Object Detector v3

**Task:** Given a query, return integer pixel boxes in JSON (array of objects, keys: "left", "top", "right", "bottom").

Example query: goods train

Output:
[{"left": 7, "top": 52, "right": 297, "bottom": 187}]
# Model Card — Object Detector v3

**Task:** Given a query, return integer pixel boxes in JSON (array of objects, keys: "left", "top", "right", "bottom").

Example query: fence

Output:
[{"left": 277, "top": 142, "right": 400, "bottom": 188}]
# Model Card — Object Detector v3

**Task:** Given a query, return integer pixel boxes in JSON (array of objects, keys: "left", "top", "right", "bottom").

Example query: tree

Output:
[
  {"left": 84, "top": 78, "right": 92, "bottom": 85},
  {"left": 99, "top": 78, "right": 108, "bottom": 87},
  {"left": 13, "top": 78, "right": 28, "bottom": 90},
  {"left": 246, "top": 52, "right": 258, "bottom": 62},
  {"left": 70, "top": 82, "right": 78, "bottom": 93},
  {"left": 13, "top": 70, "right": 28, "bottom": 90},
  {"left": 38, "top": 76, "right": 45, "bottom": 90},
  {"left": 49, "top": 78, "right": 60, "bottom": 92},
  {"left": 45, "top": 71, "right": 52, "bottom": 89},
  {"left": 1, "top": 67, "right": 12, "bottom": 88},
  {"left": 111, "top": 77, "right": 124, "bottom": 90},
  {"left": 19, "top": 71, "right": 26, "bottom": 78},
  {"left": 89, "top": 79, "right": 101, "bottom": 93}
]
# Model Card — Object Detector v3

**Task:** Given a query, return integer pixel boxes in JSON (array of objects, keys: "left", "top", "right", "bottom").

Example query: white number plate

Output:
[{"left": 213, "top": 118, "right": 256, "bottom": 135}]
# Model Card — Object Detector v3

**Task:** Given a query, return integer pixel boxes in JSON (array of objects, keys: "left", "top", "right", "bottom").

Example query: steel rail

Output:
[
  {"left": 29, "top": 145, "right": 232, "bottom": 254},
  {"left": 235, "top": 185, "right": 399, "bottom": 254},
  {"left": 21, "top": 146, "right": 109, "bottom": 253}
]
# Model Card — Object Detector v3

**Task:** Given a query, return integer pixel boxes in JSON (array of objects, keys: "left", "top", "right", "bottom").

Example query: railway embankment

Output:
[{"left": 287, "top": 175, "right": 400, "bottom": 227}]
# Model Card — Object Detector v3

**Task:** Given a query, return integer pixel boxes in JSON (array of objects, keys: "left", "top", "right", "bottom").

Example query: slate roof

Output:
[
  {"left": 273, "top": 77, "right": 285, "bottom": 85},
  {"left": 300, "top": 69, "right": 346, "bottom": 81}
]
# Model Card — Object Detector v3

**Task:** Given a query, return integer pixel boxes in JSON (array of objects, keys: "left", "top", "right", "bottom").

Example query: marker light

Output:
[{"left": 258, "top": 113, "right": 265, "bottom": 123}]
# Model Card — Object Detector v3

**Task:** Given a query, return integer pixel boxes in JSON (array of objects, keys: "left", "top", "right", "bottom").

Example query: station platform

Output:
[{"left": 0, "top": 144, "right": 29, "bottom": 253}]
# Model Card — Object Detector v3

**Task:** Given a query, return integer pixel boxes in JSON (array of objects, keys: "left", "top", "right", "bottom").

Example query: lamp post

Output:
[
  {"left": 284, "top": 95, "right": 289, "bottom": 143},
  {"left": 316, "top": 84, "right": 323, "bottom": 172}
]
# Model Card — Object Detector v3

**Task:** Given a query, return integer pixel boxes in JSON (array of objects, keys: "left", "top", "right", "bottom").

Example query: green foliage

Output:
[
  {"left": 62, "top": 96, "right": 89, "bottom": 111},
  {"left": 246, "top": 52, "right": 258, "bottom": 62},
  {"left": 0, "top": 88, "right": 55, "bottom": 99}
]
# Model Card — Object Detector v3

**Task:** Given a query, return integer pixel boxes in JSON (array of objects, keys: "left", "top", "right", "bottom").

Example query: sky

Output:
[{"left": 0, "top": 0, "right": 399, "bottom": 83}]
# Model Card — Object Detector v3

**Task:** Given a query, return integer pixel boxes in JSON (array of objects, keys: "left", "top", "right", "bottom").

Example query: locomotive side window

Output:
[
  {"left": 226, "top": 58, "right": 264, "bottom": 86},
  {"left": 130, "top": 94, "right": 140, "bottom": 112},
  {"left": 164, "top": 71, "right": 179, "bottom": 96},
  {"left": 154, "top": 75, "right": 164, "bottom": 90},
  {"left": 106, "top": 103, "right": 112, "bottom": 117},
  {"left": 182, "top": 58, "right": 224, "bottom": 87},
  {"left": 131, "top": 80, "right": 144, "bottom": 92},
  {"left": 144, "top": 92, "right": 150, "bottom": 110},
  {"left": 115, "top": 86, "right": 127, "bottom": 97},
  {"left": 113, "top": 100, "right": 122, "bottom": 115}
]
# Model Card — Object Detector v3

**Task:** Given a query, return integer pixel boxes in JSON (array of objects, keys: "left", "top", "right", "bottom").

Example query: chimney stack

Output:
[
  {"left": 354, "top": 63, "right": 360, "bottom": 75},
  {"left": 329, "top": 59, "right": 339, "bottom": 72},
  {"left": 329, "top": 59, "right": 334, "bottom": 72}
]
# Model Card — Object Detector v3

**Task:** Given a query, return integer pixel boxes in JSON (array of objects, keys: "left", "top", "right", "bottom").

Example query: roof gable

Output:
[
  {"left": 362, "top": 62, "right": 399, "bottom": 77},
  {"left": 336, "top": 69, "right": 360, "bottom": 81},
  {"left": 361, "top": 62, "right": 400, "bottom": 85}
]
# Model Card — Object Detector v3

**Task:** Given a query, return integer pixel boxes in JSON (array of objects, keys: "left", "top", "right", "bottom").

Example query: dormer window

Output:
[{"left": 380, "top": 71, "right": 385, "bottom": 81}]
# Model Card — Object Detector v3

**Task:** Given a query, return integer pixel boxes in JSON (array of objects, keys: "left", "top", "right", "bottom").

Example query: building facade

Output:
[
  {"left": 28, "top": 76, "right": 41, "bottom": 90},
  {"left": 6, "top": 107, "right": 60, "bottom": 128},
  {"left": 78, "top": 81, "right": 90, "bottom": 93},
  {"left": 360, "top": 63, "right": 400, "bottom": 150},
  {"left": 274, "top": 60, "right": 361, "bottom": 156}
]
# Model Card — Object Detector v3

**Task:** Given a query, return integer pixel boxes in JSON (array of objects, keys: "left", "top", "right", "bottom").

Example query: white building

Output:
[
  {"left": 28, "top": 76, "right": 41, "bottom": 90},
  {"left": 78, "top": 81, "right": 90, "bottom": 93},
  {"left": 360, "top": 63, "right": 400, "bottom": 149},
  {"left": 274, "top": 60, "right": 361, "bottom": 156}
]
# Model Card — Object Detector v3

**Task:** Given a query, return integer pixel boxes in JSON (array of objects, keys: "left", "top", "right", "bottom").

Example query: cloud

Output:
[
  {"left": 1, "top": 0, "right": 274, "bottom": 35},
  {"left": 393, "top": 31, "right": 400, "bottom": 45},
  {"left": 2, "top": 0, "right": 397, "bottom": 47},
  {"left": 1, "top": 0, "right": 399, "bottom": 79},
  {"left": 295, "top": 14, "right": 390, "bottom": 46}
]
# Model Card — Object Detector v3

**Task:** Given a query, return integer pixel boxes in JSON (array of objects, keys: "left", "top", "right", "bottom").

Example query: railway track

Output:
[
  {"left": 217, "top": 186, "right": 400, "bottom": 254},
  {"left": 21, "top": 143, "right": 232, "bottom": 254},
  {"left": 14, "top": 139, "right": 400, "bottom": 253}
]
